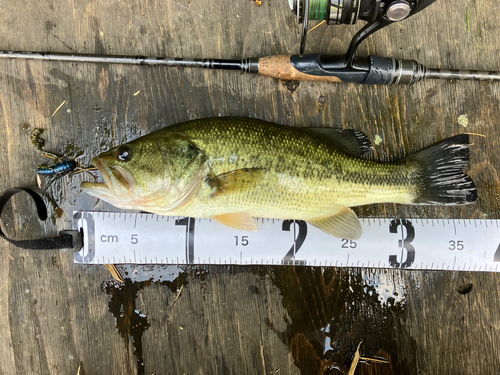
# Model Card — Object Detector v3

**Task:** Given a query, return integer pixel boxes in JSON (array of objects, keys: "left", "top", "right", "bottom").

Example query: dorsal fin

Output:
[{"left": 307, "top": 128, "right": 372, "bottom": 157}]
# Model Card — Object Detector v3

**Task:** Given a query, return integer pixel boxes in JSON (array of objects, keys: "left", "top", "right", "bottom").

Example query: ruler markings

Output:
[{"left": 74, "top": 212, "right": 500, "bottom": 272}]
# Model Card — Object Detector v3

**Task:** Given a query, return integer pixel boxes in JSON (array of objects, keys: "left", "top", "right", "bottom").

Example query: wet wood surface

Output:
[{"left": 1, "top": 0, "right": 500, "bottom": 374}]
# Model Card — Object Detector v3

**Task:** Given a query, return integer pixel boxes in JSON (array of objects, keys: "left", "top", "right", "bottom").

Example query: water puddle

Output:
[
  {"left": 263, "top": 266, "right": 418, "bottom": 374},
  {"left": 101, "top": 265, "right": 190, "bottom": 375},
  {"left": 96, "top": 264, "right": 419, "bottom": 375}
]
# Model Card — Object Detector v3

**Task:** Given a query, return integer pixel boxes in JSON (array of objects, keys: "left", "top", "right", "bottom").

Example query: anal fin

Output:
[
  {"left": 213, "top": 212, "right": 258, "bottom": 231},
  {"left": 309, "top": 207, "right": 362, "bottom": 240}
]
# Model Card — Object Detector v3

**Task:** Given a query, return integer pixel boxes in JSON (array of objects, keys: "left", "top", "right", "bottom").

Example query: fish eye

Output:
[{"left": 116, "top": 146, "right": 132, "bottom": 162}]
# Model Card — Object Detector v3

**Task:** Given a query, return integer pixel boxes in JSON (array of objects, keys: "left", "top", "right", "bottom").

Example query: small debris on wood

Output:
[
  {"left": 347, "top": 341, "right": 363, "bottom": 375},
  {"left": 51, "top": 100, "right": 67, "bottom": 117},
  {"left": 458, "top": 114, "right": 469, "bottom": 128},
  {"left": 464, "top": 132, "right": 486, "bottom": 138},
  {"left": 456, "top": 282, "right": 473, "bottom": 295},
  {"left": 173, "top": 284, "right": 184, "bottom": 303},
  {"left": 348, "top": 341, "right": 390, "bottom": 374},
  {"left": 55, "top": 207, "right": 64, "bottom": 219},
  {"left": 282, "top": 80, "right": 300, "bottom": 94},
  {"left": 105, "top": 264, "right": 124, "bottom": 283},
  {"left": 307, "top": 20, "right": 326, "bottom": 34},
  {"left": 316, "top": 95, "right": 327, "bottom": 113},
  {"left": 31, "top": 129, "right": 46, "bottom": 152}
]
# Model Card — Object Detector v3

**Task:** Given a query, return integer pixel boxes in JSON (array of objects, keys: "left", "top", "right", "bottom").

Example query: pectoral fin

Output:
[
  {"left": 206, "top": 168, "right": 265, "bottom": 198},
  {"left": 213, "top": 212, "right": 258, "bottom": 231},
  {"left": 309, "top": 207, "right": 362, "bottom": 240}
]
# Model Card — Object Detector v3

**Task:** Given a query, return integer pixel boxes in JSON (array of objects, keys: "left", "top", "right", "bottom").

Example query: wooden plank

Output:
[{"left": 0, "top": 0, "right": 499, "bottom": 374}]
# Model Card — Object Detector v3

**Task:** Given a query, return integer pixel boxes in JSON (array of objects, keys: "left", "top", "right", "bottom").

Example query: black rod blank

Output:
[{"left": 1, "top": 50, "right": 499, "bottom": 84}]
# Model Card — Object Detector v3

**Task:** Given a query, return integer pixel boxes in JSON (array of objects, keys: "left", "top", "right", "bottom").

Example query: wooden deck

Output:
[{"left": 1, "top": 0, "right": 500, "bottom": 374}]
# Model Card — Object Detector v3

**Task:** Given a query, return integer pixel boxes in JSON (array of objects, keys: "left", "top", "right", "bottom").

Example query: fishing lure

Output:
[
  {"left": 36, "top": 160, "right": 76, "bottom": 176},
  {"left": 36, "top": 151, "right": 77, "bottom": 177}
]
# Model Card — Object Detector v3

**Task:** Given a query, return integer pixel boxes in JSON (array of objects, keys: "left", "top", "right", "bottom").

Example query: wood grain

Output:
[{"left": 0, "top": 0, "right": 499, "bottom": 374}]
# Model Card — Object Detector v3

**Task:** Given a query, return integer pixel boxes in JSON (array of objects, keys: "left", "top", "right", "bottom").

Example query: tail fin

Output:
[{"left": 402, "top": 134, "right": 477, "bottom": 205}]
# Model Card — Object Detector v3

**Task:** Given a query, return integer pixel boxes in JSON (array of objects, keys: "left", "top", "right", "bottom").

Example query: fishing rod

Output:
[
  {"left": 1, "top": 0, "right": 499, "bottom": 85},
  {"left": 1, "top": 50, "right": 499, "bottom": 86}
]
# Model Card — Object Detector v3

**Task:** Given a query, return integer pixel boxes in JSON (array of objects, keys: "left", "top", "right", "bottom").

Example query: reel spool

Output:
[{"left": 289, "top": 0, "right": 437, "bottom": 59}]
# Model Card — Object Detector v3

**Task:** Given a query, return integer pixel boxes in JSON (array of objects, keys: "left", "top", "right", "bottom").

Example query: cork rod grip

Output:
[{"left": 258, "top": 55, "right": 343, "bottom": 83}]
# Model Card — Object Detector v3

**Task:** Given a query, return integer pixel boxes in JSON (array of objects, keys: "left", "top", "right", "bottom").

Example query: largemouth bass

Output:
[{"left": 81, "top": 118, "right": 477, "bottom": 240}]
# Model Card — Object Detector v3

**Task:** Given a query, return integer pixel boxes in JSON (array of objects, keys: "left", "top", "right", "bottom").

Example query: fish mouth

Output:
[{"left": 81, "top": 157, "right": 136, "bottom": 199}]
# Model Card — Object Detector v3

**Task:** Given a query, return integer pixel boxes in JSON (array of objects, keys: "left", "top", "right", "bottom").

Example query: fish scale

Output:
[
  {"left": 82, "top": 117, "right": 477, "bottom": 240},
  {"left": 176, "top": 119, "right": 414, "bottom": 214}
]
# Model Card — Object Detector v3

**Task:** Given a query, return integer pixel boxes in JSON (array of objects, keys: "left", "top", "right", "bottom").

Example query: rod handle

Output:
[{"left": 258, "top": 55, "right": 344, "bottom": 83}]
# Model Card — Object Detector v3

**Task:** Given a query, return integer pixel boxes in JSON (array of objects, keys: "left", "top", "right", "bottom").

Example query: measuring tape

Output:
[{"left": 73, "top": 211, "right": 500, "bottom": 272}]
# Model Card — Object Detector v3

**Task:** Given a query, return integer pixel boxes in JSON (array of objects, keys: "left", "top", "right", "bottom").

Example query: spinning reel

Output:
[
  {"left": 290, "top": 0, "right": 437, "bottom": 61},
  {"left": 282, "top": 0, "right": 449, "bottom": 84}
]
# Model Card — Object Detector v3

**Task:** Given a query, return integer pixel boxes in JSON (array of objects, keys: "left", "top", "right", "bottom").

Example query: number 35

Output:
[{"left": 449, "top": 240, "right": 464, "bottom": 251}]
